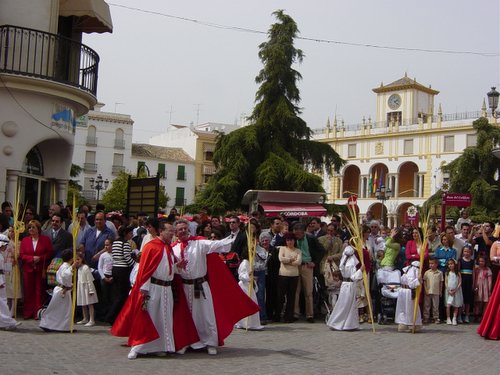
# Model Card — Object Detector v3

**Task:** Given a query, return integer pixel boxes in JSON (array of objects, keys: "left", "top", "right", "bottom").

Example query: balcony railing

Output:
[
  {"left": 175, "top": 198, "right": 187, "bottom": 206},
  {"left": 86, "top": 136, "right": 97, "bottom": 146},
  {"left": 82, "top": 190, "right": 96, "bottom": 200},
  {"left": 112, "top": 165, "right": 125, "bottom": 174},
  {"left": 177, "top": 173, "right": 186, "bottom": 181},
  {"left": 83, "top": 163, "right": 97, "bottom": 173},
  {"left": 0, "top": 25, "right": 100, "bottom": 95},
  {"left": 114, "top": 139, "right": 125, "bottom": 149}
]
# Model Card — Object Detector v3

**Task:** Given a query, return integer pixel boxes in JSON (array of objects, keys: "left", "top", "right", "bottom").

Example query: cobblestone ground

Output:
[{"left": 0, "top": 319, "right": 497, "bottom": 375}]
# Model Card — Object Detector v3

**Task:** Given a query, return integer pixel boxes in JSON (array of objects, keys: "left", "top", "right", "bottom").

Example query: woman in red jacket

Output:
[
  {"left": 20, "top": 220, "right": 53, "bottom": 319},
  {"left": 405, "top": 227, "right": 429, "bottom": 269}
]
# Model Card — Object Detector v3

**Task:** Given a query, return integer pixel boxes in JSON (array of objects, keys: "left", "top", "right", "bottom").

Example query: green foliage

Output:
[
  {"left": 66, "top": 164, "right": 84, "bottom": 205},
  {"left": 443, "top": 117, "right": 500, "bottom": 221},
  {"left": 195, "top": 10, "right": 344, "bottom": 213},
  {"left": 102, "top": 171, "right": 129, "bottom": 211}
]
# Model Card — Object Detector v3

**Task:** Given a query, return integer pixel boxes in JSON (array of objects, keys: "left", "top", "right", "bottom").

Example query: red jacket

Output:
[{"left": 19, "top": 235, "right": 53, "bottom": 273}]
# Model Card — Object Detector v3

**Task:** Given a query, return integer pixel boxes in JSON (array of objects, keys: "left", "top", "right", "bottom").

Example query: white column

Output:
[
  {"left": 6, "top": 170, "right": 20, "bottom": 205},
  {"left": 56, "top": 179, "right": 68, "bottom": 205},
  {"left": 394, "top": 175, "right": 399, "bottom": 197},
  {"left": 339, "top": 178, "right": 344, "bottom": 198}
]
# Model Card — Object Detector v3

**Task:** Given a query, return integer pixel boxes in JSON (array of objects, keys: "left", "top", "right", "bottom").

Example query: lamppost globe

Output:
[
  {"left": 376, "top": 184, "right": 392, "bottom": 226},
  {"left": 487, "top": 87, "right": 499, "bottom": 118},
  {"left": 90, "top": 173, "right": 109, "bottom": 203}
]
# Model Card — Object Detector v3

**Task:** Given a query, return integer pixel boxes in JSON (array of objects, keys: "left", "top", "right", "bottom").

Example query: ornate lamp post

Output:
[
  {"left": 376, "top": 184, "right": 392, "bottom": 226},
  {"left": 487, "top": 87, "right": 499, "bottom": 122},
  {"left": 440, "top": 171, "right": 450, "bottom": 232},
  {"left": 89, "top": 174, "right": 109, "bottom": 203}
]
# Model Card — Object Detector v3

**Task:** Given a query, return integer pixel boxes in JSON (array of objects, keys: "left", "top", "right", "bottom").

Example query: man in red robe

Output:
[{"left": 111, "top": 220, "right": 198, "bottom": 358}]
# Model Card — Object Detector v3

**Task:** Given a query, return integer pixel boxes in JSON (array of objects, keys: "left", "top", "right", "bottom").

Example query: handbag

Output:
[{"left": 219, "top": 251, "right": 240, "bottom": 269}]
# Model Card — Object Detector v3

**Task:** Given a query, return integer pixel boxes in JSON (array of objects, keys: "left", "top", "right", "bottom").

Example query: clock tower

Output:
[{"left": 372, "top": 74, "right": 439, "bottom": 125}]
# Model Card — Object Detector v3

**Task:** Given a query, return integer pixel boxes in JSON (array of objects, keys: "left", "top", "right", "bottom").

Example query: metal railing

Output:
[
  {"left": 82, "top": 190, "right": 96, "bottom": 200},
  {"left": 114, "top": 139, "right": 125, "bottom": 149},
  {"left": 86, "top": 136, "right": 97, "bottom": 146},
  {"left": 174, "top": 198, "right": 187, "bottom": 206},
  {"left": 177, "top": 173, "right": 186, "bottom": 181},
  {"left": 83, "top": 163, "right": 97, "bottom": 172},
  {"left": 0, "top": 25, "right": 100, "bottom": 95}
]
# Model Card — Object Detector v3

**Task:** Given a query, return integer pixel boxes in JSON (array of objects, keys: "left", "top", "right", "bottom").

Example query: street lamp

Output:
[
  {"left": 440, "top": 171, "right": 450, "bottom": 232},
  {"left": 89, "top": 174, "right": 109, "bottom": 203},
  {"left": 376, "top": 184, "right": 392, "bottom": 226},
  {"left": 487, "top": 87, "right": 499, "bottom": 120}
]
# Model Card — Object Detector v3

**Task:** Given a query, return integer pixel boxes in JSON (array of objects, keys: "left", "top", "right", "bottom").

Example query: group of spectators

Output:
[{"left": 1, "top": 201, "right": 499, "bottom": 333}]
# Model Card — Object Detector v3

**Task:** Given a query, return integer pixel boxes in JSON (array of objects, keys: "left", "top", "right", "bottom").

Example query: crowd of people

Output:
[{"left": 0, "top": 202, "right": 499, "bottom": 359}]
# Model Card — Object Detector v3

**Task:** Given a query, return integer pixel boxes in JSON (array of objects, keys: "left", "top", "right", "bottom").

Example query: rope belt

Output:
[
  {"left": 343, "top": 278, "right": 353, "bottom": 282},
  {"left": 151, "top": 277, "right": 172, "bottom": 287},
  {"left": 57, "top": 284, "right": 72, "bottom": 291},
  {"left": 182, "top": 275, "right": 208, "bottom": 299}
]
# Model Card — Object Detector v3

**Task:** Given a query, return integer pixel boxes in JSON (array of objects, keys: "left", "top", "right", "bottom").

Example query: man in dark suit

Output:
[
  {"left": 229, "top": 215, "right": 247, "bottom": 257},
  {"left": 43, "top": 213, "right": 73, "bottom": 290}
]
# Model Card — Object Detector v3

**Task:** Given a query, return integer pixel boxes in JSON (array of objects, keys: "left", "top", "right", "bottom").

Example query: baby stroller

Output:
[
  {"left": 376, "top": 268, "right": 401, "bottom": 324},
  {"left": 313, "top": 276, "right": 331, "bottom": 323}
]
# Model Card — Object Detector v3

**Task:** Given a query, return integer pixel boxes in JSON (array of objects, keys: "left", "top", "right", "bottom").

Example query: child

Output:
[
  {"left": 75, "top": 253, "right": 98, "bottom": 327},
  {"left": 235, "top": 252, "right": 263, "bottom": 331},
  {"left": 458, "top": 245, "right": 474, "bottom": 323},
  {"left": 324, "top": 260, "right": 342, "bottom": 310},
  {"left": 445, "top": 259, "right": 463, "bottom": 325},
  {"left": 423, "top": 257, "right": 443, "bottom": 324},
  {"left": 97, "top": 239, "right": 113, "bottom": 317},
  {"left": 473, "top": 256, "right": 492, "bottom": 321},
  {"left": 39, "top": 249, "right": 74, "bottom": 332},
  {"left": 0, "top": 234, "right": 21, "bottom": 330},
  {"left": 395, "top": 260, "right": 423, "bottom": 332}
]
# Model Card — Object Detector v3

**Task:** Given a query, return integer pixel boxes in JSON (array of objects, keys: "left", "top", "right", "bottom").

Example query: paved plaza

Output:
[{"left": 0, "top": 318, "right": 497, "bottom": 375}]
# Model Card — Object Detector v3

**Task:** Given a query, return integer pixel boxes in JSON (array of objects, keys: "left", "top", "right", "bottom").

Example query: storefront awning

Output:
[
  {"left": 59, "top": 0, "right": 113, "bottom": 33},
  {"left": 259, "top": 203, "right": 327, "bottom": 218}
]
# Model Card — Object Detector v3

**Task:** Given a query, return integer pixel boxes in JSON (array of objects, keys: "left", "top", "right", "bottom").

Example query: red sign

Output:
[
  {"left": 347, "top": 195, "right": 358, "bottom": 206},
  {"left": 443, "top": 193, "right": 472, "bottom": 207}
]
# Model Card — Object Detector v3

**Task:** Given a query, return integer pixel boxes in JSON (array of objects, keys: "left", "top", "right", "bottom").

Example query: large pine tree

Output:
[{"left": 195, "top": 10, "right": 344, "bottom": 213}]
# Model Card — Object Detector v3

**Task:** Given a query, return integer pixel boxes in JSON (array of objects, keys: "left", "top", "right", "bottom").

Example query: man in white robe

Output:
[
  {"left": 128, "top": 221, "right": 176, "bottom": 359},
  {"left": 171, "top": 220, "right": 235, "bottom": 355},
  {"left": 327, "top": 246, "right": 364, "bottom": 330},
  {"left": 395, "top": 260, "right": 423, "bottom": 332},
  {"left": 0, "top": 235, "right": 21, "bottom": 330}
]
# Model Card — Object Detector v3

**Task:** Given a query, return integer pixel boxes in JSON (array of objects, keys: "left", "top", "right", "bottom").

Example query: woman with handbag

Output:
[{"left": 19, "top": 220, "right": 53, "bottom": 319}]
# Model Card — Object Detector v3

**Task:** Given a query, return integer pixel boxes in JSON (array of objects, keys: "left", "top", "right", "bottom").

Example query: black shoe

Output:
[{"left": 307, "top": 317, "right": 315, "bottom": 323}]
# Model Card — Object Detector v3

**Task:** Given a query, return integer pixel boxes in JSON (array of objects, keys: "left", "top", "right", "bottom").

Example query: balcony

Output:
[
  {"left": 86, "top": 136, "right": 98, "bottom": 146},
  {"left": 177, "top": 173, "right": 186, "bottom": 181},
  {"left": 0, "top": 25, "right": 99, "bottom": 95},
  {"left": 83, "top": 163, "right": 97, "bottom": 173},
  {"left": 112, "top": 165, "right": 125, "bottom": 175},
  {"left": 174, "top": 198, "right": 187, "bottom": 206},
  {"left": 82, "top": 190, "right": 96, "bottom": 200},
  {"left": 114, "top": 139, "right": 125, "bottom": 149}
]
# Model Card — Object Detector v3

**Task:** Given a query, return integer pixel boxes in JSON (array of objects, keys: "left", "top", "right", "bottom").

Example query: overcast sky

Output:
[{"left": 84, "top": 0, "right": 500, "bottom": 143}]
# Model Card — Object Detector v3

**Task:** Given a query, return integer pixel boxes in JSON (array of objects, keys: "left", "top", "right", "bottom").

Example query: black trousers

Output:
[
  {"left": 105, "top": 266, "right": 131, "bottom": 324},
  {"left": 277, "top": 275, "right": 299, "bottom": 322}
]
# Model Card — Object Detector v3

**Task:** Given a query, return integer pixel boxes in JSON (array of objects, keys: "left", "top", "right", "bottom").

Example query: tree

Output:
[
  {"left": 195, "top": 10, "right": 344, "bottom": 213},
  {"left": 424, "top": 117, "right": 500, "bottom": 222},
  {"left": 67, "top": 163, "right": 85, "bottom": 206}
]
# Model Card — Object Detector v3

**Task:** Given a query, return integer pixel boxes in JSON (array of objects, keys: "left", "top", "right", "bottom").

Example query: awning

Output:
[
  {"left": 59, "top": 0, "right": 113, "bottom": 33},
  {"left": 259, "top": 203, "right": 327, "bottom": 218}
]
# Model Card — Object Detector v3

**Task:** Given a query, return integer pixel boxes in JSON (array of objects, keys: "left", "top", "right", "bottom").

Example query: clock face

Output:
[{"left": 388, "top": 94, "right": 402, "bottom": 110}]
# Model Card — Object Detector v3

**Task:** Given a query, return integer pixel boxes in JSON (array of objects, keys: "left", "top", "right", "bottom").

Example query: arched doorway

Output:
[
  {"left": 368, "top": 163, "right": 389, "bottom": 198},
  {"left": 19, "top": 147, "right": 51, "bottom": 211},
  {"left": 342, "top": 165, "right": 360, "bottom": 197},
  {"left": 398, "top": 162, "right": 419, "bottom": 197}
]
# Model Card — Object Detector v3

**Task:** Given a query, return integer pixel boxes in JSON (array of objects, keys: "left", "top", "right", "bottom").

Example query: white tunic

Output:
[
  {"left": 235, "top": 260, "right": 263, "bottom": 330},
  {"left": 40, "top": 262, "right": 73, "bottom": 332},
  {"left": 172, "top": 236, "right": 234, "bottom": 348},
  {"left": 0, "top": 252, "right": 18, "bottom": 328},
  {"left": 132, "top": 248, "right": 176, "bottom": 355},
  {"left": 77, "top": 265, "right": 98, "bottom": 306},
  {"left": 327, "top": 249, "right": 363, "bottom": 330},
  {"left": 395, "top": 264, "right": 422, "bottom": 326}
]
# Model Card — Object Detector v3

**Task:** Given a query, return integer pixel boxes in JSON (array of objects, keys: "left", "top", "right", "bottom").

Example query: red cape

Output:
[
  {"left": 111, "top": 238, "right": 199, "bottom": 350},
  {"left": 206, "top": 253, "right": 260, "bottom": 346},
  {"left": 477, "top": 275, "right": 500, "bottom": 340}
]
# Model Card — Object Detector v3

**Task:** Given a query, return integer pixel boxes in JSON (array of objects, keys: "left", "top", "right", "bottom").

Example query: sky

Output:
[{"left": 84, "top": 0, "right": 500, "bottom": 143}]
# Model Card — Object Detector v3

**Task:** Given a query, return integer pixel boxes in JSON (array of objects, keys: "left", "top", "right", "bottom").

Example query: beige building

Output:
[
  {"left": 314, "top": 75, "right": 497, "bottom": 227},
  {"left": 0, "top": 0, "right": 112, "bottom": 211}
]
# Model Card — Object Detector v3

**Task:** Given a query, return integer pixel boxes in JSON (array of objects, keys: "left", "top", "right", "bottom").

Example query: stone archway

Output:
[
  {"left": 342, "top": 164, "right": 360, "bottom": 197},
  {"left": 398, "top": 162, "right": 419, "bottom": 197}
]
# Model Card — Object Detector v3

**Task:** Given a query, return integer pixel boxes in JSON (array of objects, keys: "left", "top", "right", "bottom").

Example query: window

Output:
[
  {"left": 157, "top": 163, "right": 166, "bottom": 178},
  {"left": 112, "top": 154, "right": 124, "bottom": 174},
  {"left": 347, "top": 144, "right": 356, "bottom": 158},
  {"left": 175, "top": 187, "right": 185, "bottom": 206},
  {"left": 84, "top": 151, "right": 97, "bottom": 172},
  {"left": 114, "top": 128, "right": 125, "bottom": 149},
  {"left": 444, "top": 136, "right": 455, "bottom": 152},
  {"left": 86, "top": 125, "right": 97, "bottom": 146},
  {"left": 403, "top": 139, "right": 413, "bottom": 155},
  {"left": 205, "top": 151, "right": 214, "bottom": 161},
  {"left": 177, "top": 165, "right": 186, "bottom": 180},
  {"left": 466, "top": 134, "right": 477, "bottom": 148}
]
